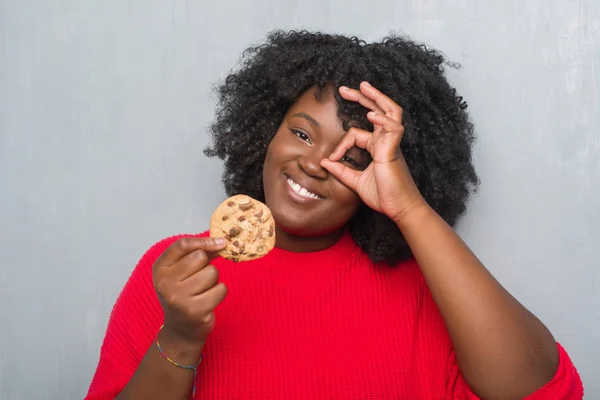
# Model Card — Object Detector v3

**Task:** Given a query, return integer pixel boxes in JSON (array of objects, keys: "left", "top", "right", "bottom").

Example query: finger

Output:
[
  {"left": 339, "top": 86, "right": 384, "bottom": 114},
  {"left": 328, "top": 127, "right": 373, "bottom": 161},
  {"left": 174, "top": 249, "right": 221, "bottom": 281},
  {"left": 194, "top": 282, "right": 228, "bottom": 314},
  {"left": 155, "top": 237, "right": 227, "bottom": 267},
  {"left": 320, "top": 158, "right": 361, "bottom": 192},
  {"left": 367, "top": 111, "right": 405, "bottom": 141},
  {"left": 360, "top": 82, "right": 404, "bottom": 122},
  {"left": 366, "top": 112, "right": 405, "bottom": 161},
  {"left": 182, "top": 264, "right": 220, "bottom": 295}
]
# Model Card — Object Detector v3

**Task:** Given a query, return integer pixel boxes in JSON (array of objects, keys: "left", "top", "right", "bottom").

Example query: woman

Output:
[{"left": 86, "top": 31, "right": 583, "bottom": 399}]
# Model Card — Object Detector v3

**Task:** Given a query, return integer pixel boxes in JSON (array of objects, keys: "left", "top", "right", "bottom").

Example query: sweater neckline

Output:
[{"left": 259, "top": 230, "right": 361, "bottom": 270}]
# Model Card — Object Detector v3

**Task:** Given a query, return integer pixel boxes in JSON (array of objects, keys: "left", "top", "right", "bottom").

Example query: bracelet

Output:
[{"left": 156, "top": 325, "right": 202, "bottom": 398}]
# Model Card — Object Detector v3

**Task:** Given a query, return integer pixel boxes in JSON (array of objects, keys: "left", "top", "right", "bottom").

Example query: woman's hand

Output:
[
  {"left": 321, "top": 82, "right": 426, "bottom": 224},
  {"left": 152, "top": 237, "right": 228, "bottom": 349}
]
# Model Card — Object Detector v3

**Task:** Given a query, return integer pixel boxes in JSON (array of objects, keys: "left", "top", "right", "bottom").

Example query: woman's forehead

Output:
[
  {"left": 285, "top": 85, "right": 372, "bottom": 133},
  {"left": 287, "top": 88, "right": 342, "bottom": 125}
]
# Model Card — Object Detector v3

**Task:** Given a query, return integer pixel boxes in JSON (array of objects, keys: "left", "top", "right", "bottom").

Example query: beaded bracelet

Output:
[{"left": 156, "top": 325, "right": 202, "bottom": 398}]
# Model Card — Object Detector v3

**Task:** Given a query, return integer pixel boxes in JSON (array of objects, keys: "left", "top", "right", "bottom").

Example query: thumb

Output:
[
  {"left": 204, "top": 237, "right": 228, "bottom": 263},
  {"left": 155, "top": 236, "right": 228, "bottom": 267},
  {"left": 320, "top": 159, "right": 361, "bottom": 192}
]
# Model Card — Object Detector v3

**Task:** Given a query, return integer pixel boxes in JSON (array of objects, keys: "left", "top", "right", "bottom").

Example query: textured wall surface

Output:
[{"left": 1, "top": 0, "right": 598, "bottom": 398}]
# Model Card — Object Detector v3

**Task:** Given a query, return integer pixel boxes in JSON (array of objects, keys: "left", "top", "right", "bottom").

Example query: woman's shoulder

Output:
[{"left": 378, "top": 257, "right": 423, "bottom": 280}]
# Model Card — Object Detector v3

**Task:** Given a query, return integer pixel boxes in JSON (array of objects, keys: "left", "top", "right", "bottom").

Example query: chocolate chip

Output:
[
  {"left": 238, "top": 215, "right": 246, "bottom": 222},
  {"left": 231, "top": 240, "right": 245, "bottom": 254},
  {"left": 254, "top": 210, "right": 264, "bottom": 219},
  {"left": 228, "top": 226, "right": 242, "bottom": 237},
  {"left": 239, "top": 202, "right": 253, "bottom": 211},
  {"left": 222, "top": 216, "right": 228, "bottom": 221},
  {"left": 227, "top": 201, "right": 235, "bottom": 207},
  {"left": 268, "top": 225, "right": 274, "bottom": 237}
]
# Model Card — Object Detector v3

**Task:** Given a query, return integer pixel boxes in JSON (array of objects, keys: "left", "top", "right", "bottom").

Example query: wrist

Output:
[
  {"left": 391, "top": 199, "right": 433, "bottom": 231},
  {"left": 158, "top": 326, "right": 205, "bottom": 365}
]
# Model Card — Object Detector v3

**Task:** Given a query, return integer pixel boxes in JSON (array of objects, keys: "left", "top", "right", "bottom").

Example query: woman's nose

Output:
[{"left": 298, "top": 149, "right": 328, "bottom": 180}]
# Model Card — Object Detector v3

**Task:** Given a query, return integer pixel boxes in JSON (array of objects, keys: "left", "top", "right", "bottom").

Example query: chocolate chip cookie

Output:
[{"left": 209, "top": 194, "right": 276, "bottom": 262}]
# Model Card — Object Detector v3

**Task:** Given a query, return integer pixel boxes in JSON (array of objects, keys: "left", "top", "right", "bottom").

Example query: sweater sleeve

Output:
[
  {"left": 447, "top": 340, "right": 584, "bottom": 399},
  {"left": 85, "top": 235, "right": 188, "bottom": 400},
  {"left": 524, "top": 343, "right": 584, "bottom": 399}
]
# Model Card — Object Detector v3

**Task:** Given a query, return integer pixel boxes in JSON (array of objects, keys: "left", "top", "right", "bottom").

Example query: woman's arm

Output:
[
  {"left": 395, "top": 203, "right": 558, "bottom": 400},
  {"left": 322, "top": 82, "right": 579, "bottom": 400},
  {"left": 114, "top": 329, "right": 202, "bottom": 400},
  {"left": 86, "top": 234, "right": 226, "bottom": 400}
]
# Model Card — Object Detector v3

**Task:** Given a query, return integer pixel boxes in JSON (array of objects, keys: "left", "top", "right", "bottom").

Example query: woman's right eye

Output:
[{"left": 291, "top": 129, "right": 312, "bottom": 144}]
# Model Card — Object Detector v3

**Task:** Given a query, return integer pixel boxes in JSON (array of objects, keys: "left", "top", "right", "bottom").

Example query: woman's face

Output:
[{"left": 262, "top": 86, "right": 370, "bottom": 249}]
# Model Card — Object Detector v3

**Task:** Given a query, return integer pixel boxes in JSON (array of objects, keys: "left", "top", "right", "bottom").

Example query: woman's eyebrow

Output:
[{"left": 290, "top": 112, "right": 320, "bottom": 128}]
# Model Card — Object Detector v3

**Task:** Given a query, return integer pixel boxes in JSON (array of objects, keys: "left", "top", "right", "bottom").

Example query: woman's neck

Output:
[{"left": 274, "top": 225, "right": 344, "bottom": 253}]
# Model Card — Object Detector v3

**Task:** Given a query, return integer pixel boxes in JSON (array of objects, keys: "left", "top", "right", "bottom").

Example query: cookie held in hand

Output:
[{"left": 209, "top": 194, "right": 276, "bottom": 262}]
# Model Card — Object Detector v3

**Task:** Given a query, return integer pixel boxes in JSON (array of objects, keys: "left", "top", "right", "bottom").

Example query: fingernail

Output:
[
  {"left": 369, "top": 111, "right": 378, "bottom": 117},
  {"left": 340, "top": 86, "right": 349, "bottom": 91},
  {"left": 363, "top": 81, "right": 371, "bottom": 87},
  {"left": 214, "top": 238, "right": 226, "bottom": 246}
]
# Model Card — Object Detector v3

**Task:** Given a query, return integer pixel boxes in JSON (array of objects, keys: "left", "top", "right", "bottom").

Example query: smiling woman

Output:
[
  {"left": 263, "top": 86, "right": 365, "bottom": 249},
  {"left": 205, "top": 31, "right": 479, "bottom": 264},
  {"left": 85, "top": 30, "right": 584, "bottom": 400}
]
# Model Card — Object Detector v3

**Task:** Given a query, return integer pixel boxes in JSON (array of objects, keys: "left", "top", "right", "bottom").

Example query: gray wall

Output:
[{"left": 1, "top": 0, "right": 598, "bottom": 398}]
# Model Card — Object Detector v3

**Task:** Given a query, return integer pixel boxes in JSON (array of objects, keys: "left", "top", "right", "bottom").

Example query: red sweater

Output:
[{"left": 86, "top": 231, "right": 583, "bottom": 399}]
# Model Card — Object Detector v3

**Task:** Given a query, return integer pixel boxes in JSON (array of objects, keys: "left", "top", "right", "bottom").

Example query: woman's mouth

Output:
[{"left": 286, "top": 177, "right": 324, "bottom": 200}]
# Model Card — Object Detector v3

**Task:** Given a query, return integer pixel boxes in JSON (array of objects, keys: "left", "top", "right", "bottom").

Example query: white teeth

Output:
[{"left": 287, "top": 178, "right": 322, "bottom": 200}]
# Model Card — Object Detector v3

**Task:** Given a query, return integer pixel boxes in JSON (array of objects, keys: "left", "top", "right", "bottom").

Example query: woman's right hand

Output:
[{"left": 152, "top": 237, "right": 229, "bottom": 350}]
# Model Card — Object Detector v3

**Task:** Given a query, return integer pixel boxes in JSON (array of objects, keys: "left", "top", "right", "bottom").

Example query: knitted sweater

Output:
[{"left": 86, "top": 231, "right": 583, "bottom": 399}]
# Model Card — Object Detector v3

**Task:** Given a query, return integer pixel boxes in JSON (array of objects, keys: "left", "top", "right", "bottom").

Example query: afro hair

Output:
[{"left": 205, "top": 30, "right": 479, "bottom": 265}]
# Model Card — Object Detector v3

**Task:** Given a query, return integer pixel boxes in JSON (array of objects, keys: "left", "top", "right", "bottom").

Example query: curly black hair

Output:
[{"left": 204, "top": 30, "right": 479, "bottom": 265}]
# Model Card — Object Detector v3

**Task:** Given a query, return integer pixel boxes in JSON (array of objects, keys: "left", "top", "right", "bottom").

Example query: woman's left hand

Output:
[{"left": 320, "top": 82, "right": 427, "bottom": 224}]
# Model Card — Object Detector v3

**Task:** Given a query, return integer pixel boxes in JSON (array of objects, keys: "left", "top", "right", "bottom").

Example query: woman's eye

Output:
[
  {"left": 341, "top": 154, "right": 369, "bottom": 171},
  {"left": 340, "top": 155, "right": 359, "bottom": 167},
  {"left": 291, "top": 129, "right": 312, "bottom": 144}
]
